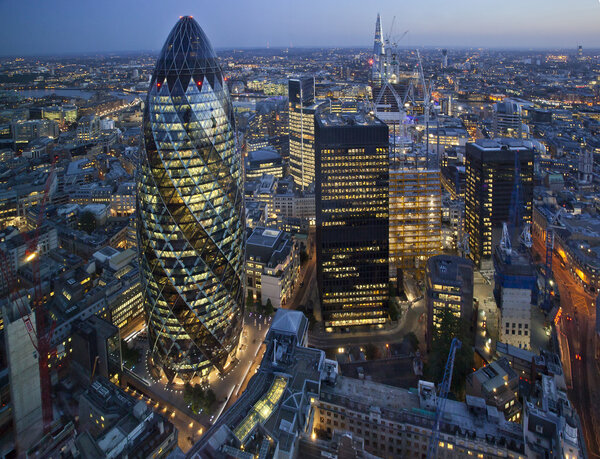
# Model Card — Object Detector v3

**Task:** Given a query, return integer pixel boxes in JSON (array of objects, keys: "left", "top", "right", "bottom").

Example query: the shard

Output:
[{"left": 137, "top": 16, "right": 245, "bottom": 383}]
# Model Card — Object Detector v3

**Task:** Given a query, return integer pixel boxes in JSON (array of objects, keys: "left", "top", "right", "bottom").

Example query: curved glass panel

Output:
[{"left": 137, "top": 17, "right": 245, "bottom": 381}]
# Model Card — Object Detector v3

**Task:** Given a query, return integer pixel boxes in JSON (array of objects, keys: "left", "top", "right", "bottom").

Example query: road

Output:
[
  {"left": 126, "top": 312, "right": 271, "bottom": 453},
  {"left": 533, "top": 235, "right": 600, "bottom": 458},
  {"left": 307, "top": 299, "right": 426, "bottom": 349}
]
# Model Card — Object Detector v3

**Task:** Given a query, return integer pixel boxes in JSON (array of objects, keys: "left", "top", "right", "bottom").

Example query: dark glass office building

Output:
[
  {"left": 137, "top": 17, "right": 245, "bottom": 382},
  {"left": 315, "top": 109, "right": 389, "bottom": 329},
  {"left": 289, "top": 76, "right": 318, "bottom": 190},
  {"left": 465, "top": 139, "right": 534, "bottom": 268}
]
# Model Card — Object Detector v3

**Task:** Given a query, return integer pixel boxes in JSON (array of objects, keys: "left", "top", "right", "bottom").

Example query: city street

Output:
[
  {"left": 125, "top": 312, "right": 271, "bottom": 453},
  {"left": 307, "top": 298, "right": 426, "bottom": 350},
  {"left": 533, "top": 235, "right": 600, "bottom": 458}
]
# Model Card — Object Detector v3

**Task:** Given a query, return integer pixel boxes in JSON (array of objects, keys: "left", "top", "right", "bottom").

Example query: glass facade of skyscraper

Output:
[
  {"left": 289, "top": 76, "right": 318, "bottom": 190},
  {"left": 315, "top": 109, "right": 390, "bottom": 329},
  {"left": 137, "top": 17, "right": 245, "bottom": 382}
]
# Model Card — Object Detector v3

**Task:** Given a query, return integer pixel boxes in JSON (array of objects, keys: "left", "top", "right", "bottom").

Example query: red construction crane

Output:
[{"left": 0, "top": 156, "right": 58, "bottom": 433}]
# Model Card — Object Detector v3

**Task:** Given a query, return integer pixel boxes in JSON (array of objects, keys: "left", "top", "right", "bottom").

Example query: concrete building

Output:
[
  {"left": 189, "top": 309, "right": 528, "bottom": 459},
  {"left": 3, "top": 303, "right": 43, "bottom": 452},
  {"left": 494, "top": 247, "right": 537, "bottom": 350},
  {"left": 77, "top": 378, "right": 178, "bottom": 458},
  {"left": 245, "top": 147, "right": 284, "bottom": 180},
  {"left": 425, "top": 255, "right": 474, "bottom": 348},
  {"left": 76, "top": 115, "right": 101, "bottom": 144},
  {"left": 466, "top": 358, "right": 521, "bottom": 423},
  {"left": 246, "top": 227, "right": 299, "bottom": 308},
  {"left": 492, "top": 100, "right": 524, "bottom": 139},
  {"left": 523, "top": 375, "right": 583, "bottom": 458}
]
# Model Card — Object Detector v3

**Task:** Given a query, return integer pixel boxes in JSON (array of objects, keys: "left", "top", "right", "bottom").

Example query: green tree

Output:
[
  {"left": 405, "top": 332, "right": 420, "bottom": 352},
  {"left": 246, "top": 292, "right": 254, "bottom": 310},
  {"left": 120, "top": 340, "right": 140, "bottom": 368},
  {"left": 78, "top": 211, "right": 96, "bottom": 234},
  {"left": 425, "top": 308, "right": 474, "bottom": 399},
  {"left": 264, "top": 298, "right": 274, "bottom": 316},
  {"left": 299, "top": 249, "right": 309, "bottom": 265},
  {"left": 365, "top": 343, "right": 381, "bottom": 361},
  {"left": 388, "top": 301, "right": 399, "bottom": 321}
]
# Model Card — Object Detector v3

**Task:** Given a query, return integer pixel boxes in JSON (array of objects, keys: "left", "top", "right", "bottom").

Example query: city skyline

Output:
[{"left": 1, "top": 0, "right": 600, "bottom": 56}]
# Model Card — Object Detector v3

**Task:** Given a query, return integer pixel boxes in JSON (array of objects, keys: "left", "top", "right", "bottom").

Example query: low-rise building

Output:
[
  {"left": 189, "top": 309, "right": 529, "bottom": 459},
  {"left": 246, "top": 227, "right": 299, "bottom": 308},
  {"left": 77, "top": 378, "right": 177, "bottom": 458},
  {"left": 466, "top": 357, "right": 521, "bottom": 422}
]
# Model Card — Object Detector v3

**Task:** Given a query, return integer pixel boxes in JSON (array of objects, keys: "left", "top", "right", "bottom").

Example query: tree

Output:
[
  {"left": 388, "top": 301, "right": 399, "bottom": 321},
  {"left": 365, "top": 343, "right": 381, "bottom": 361},
  {"left": 246, "top": 292, "right": 254, "bottom": 309},
  {"left": 120, "top": 340, "right": 140, "bottom": 368},
  {"left": 78, "top": 211, "right": 96, "bottom": 234},
  {"left": 183, "top": 383, "right": 216, "bottom": 415},
  {"left": 425, "top": 308, "right": 474, "bottom": 399},
  {"left": 264, "top": 298, "right": 274, "bottom": 316},
  {"left": 299, "top": 249, "right": 309, "bottom": 265},
  {"left": 405, "top": 332, "right": 420, "bottom": 352}
]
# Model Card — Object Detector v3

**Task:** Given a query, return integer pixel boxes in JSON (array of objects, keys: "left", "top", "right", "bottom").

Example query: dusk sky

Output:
[{"left": 1, "top": 0, "right": 600, "bottom": 55}]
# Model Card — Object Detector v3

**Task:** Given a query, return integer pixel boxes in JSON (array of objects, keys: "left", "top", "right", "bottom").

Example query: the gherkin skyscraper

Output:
[{"left": 137, "top": 16, "right": 245, "bottom": 383}]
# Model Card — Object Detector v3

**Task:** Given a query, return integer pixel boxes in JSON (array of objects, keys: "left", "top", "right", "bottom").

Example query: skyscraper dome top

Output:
[{"left": 151, "top": 16, "right": 223, "bottom": 91}]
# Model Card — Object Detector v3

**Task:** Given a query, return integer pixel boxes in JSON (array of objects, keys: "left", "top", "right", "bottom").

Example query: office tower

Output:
[
  {"left": 289, "top": 76, "right": 319, "bottom": 190},
  {"left": 578, "top": 45, "right": 583, "bottom": 58},
  {"left": 441, "top": 48, "right": 448, "bottom": 68},
  {"left": 315, "top": 109, "right": 389, "bottom": 329},
  {"left": 425, "top": 255, "right": 474, "bottom": 349},
  {"left": 137, "top": 17, "right": 245, "bottom": 382},
  {"left": 492, "top": 100, "right": 524, "bottom": 139},
  {"left": 389, "top": 147, "right": 442, "bottom": 280},
  {"left": 372, "top": 13, "right": 384, "bottom": 85},
  {"left": 465, "top": 139, "right": 534, "bottom": 268},
  {"left": 578, "top": 148, "right": 593, "bottom": 185},
  {"left": 494, "top": 245, "right": 536, "bottom": 350}
]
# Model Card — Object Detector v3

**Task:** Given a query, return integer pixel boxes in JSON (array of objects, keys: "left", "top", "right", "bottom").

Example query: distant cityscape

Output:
[{"left": 0, "top": 10, "right": 599, "bottom": 459}]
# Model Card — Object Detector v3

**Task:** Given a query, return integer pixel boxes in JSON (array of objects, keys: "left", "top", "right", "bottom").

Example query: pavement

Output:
[
  {"left": 308, "top": 298, "right": 426, "bottom": 350},
  {"left": 533, "top": 235, "right": 600, "bottom": 458},
  {"left": 125, "top": 311, "right": 271, "bottom": 453}
]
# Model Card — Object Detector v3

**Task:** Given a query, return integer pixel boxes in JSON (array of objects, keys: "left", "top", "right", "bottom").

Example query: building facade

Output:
[
  {"left": 137, "top": 17, "right": 245, "bottom": 382},
  {"left": 425, "top": 255, "right": 474, "bottom": 349},
  {"left": 465, "top": 139, "right": 534, "bottom": 268},
  {"left": 390, "top": 149, "right": 443, "bottom": 279},
  {"left": 289, "top": 76, "right": 320, "bottom": 190},
  {"left": 315, "top": 109, "right": 389, "bottom": 329}
]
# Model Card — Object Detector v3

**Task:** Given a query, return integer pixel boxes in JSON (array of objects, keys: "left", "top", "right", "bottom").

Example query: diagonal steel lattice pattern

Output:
[{"left": 137, "top": 16, "right": 245, "bottom": 381}]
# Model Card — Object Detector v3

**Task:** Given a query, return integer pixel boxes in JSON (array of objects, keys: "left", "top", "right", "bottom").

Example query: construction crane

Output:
[
  {"left": 0, "top": 156, "right": 58, "bottom": 433},
  {"left": 427, "top": 338, "right": 462, "bottom": 459}
]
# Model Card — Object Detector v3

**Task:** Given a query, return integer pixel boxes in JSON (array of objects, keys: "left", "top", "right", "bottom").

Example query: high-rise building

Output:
[
  {"left": 389, "top": 147, "right": 442, "bottom": 279},
  {"left": 465, "top": 139, "right": 534, "bottom": 268},
  {"left": 315, "top": 109, "right": 389, "bottom": 329},
  {"left": 371, "top": 13, "right": 384, "bottom": 85},
  {"left": 442, "top": 48, "right": 448, "bottom": 68},
  {"left": 289, "top": 76, "right": 320, "bottom": 190},
  {"left": 425, "top": 255, "right": 474, "bottom": 349},
  {"left": 137, "top": 17, "right": 245, "bottom": 382},
  {"left": 492, "top": 100, "right": 524, "bottom": 139}
]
